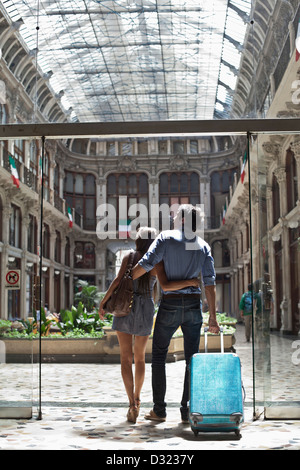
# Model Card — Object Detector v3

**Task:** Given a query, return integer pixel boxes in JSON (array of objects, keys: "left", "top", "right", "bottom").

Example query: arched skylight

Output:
[{"left": 2, "top": 0, "right": 252, "bottom": 122}]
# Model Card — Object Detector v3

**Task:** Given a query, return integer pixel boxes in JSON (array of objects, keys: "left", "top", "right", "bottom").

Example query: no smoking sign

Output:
[{"left": 5, "top": 270, "right": 20, "bottom": 290}]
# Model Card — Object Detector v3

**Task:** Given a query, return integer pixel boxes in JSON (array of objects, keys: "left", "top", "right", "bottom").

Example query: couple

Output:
[{"left": 99, "top": 204, "right": 219, "bottom": 424}]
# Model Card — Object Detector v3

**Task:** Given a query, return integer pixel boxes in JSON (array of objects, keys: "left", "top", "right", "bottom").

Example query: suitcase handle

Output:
[{"left": 204, "top": 326, "right": 224, "bottom": 353}]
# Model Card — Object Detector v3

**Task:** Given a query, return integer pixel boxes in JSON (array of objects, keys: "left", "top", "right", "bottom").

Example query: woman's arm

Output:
[
  {"left": 153, "top": 261, "right": 199, "bottom": 291},
  {"left": 98, "top": 253, "right": 131, "bottom": 319}
]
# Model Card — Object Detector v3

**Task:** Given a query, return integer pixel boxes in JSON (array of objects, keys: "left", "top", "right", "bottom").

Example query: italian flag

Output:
[
  {"left": 119, "top": 219, "right": 131, "bottom": 238},
  {"left": 9, "top": 155, "right": 20, "bottom": 188},
  {"left": 241, "top": 151, "right": 247, "bottom": 184},
  {"left": 222, "top": 202, "right": 226, "bottom": 225},
  {"left": 67, "top": 207, "right": 73, "bottom": 228},
  {"left": 296, "top": 19, "right": 300, "bottom": 61},
  {"left": 39, "top": 156, "right": 43, "bottom": 184}
]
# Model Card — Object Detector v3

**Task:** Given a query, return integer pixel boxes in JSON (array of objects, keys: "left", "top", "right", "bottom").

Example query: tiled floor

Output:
[{"left": 0, "top": 325, "right": 300, "bottom": 451}]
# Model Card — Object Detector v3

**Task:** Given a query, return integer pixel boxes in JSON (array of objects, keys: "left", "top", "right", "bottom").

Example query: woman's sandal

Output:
[{"left": 127, "top": 404, "right": 138, "bottom": 423}]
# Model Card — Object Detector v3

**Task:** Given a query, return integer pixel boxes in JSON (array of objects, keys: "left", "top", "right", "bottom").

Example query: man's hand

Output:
[
  {"left": 205, "top": 284, "right": 220, "bottom": 334},
  {"left": 208, "top": 316, "right": 220, "bottom": 334}
]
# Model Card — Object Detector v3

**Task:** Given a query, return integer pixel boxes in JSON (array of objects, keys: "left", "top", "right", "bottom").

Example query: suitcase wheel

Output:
[{"left": 191, "top": 428, "right": 242, "bottom": 439}]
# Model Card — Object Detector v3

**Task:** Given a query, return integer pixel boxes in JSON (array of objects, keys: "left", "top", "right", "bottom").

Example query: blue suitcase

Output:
[{"left": 189, "top": 328, "right": 244, "bottom": 438}]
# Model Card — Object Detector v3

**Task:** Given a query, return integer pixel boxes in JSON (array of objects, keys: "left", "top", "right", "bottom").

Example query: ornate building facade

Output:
[{"left": 0, "top": 1, "right": 299, "bottom": 336}]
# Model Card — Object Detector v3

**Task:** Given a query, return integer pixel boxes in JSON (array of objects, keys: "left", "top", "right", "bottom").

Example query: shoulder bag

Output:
[{"left": 103, "top": 251, "right": 136, "bottom": 317}]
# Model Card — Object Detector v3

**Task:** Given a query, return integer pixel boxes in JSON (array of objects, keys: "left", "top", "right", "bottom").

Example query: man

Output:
[
  {"left": 239, "top": 284, "right": 253, "bottom": 342},
  {"left": 132, "top": 204, "right": 219, "bottom": 423}
]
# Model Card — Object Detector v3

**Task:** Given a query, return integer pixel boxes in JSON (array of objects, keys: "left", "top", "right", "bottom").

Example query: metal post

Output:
[{"left": 37, "top": 135, "right": 45, "bottom": 420}]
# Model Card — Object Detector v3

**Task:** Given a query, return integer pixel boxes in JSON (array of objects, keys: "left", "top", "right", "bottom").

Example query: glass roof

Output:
[{"left": 2, "top": 0, "right": 251, "bottom": 122}]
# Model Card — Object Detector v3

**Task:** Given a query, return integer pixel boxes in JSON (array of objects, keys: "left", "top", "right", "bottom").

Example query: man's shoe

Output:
[
  {"left": 144, "top": 409, "right": 166, "bottom": 422},
  {"left": 180, "top": 408, "right": 189, "bottom": 424}
]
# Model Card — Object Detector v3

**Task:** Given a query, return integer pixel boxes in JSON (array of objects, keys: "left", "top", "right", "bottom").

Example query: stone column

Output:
[
  {"left": 200, "top": 176, "right": 210, "bottom": 220},
  {"left": 294, "top": 154, "right": 300, "bottom": 200},
  {"left": 60, "top": 235, "right": 67, "bottom": 309},
  {"left": 20, "top": 214, "right": 31, "bottom": 317},
  {"left": 233, "top": 268, "right": 238, "bottom": 318},
  {"left": 275, "top": 168, "right": 292, "bottom": 332},
  {"left": 279, "top": 217, "right": 292, "bottom": 333},
  {"left": 0, "top": 205, "right": 12, "bottom": 319},
  {"left": 289, "top": 21, "right": 295, "bottom": 58},
  {"left": 268, "top": 232, "right": 277, "bottom": 330},
  {"left": 290, "top": 142, "right": 300, "bottom": 199},
  {"left": 69, "top": 237, "right": 75, "bottom": 307},
  {"left": 98, "top": 176, "right": 106, "bottom": 207},
  {"left": 48, "top": 227, "right": 56, "bottom": 312},
  {"left": 59, "top": 168, "right": 65, "bottom": 199},
  {"left": 95, "top": 242, "right": 106, "bottom": 293},
  {"left": 266, "top": 185, "right": 277, "bottom": 328},
  {"left": 275, "top": 167, "right": 287, "bottom": 216},
  {"left": 49, "top": 160, "right": 56, "bottom": 205},
  {"left": 149, "top": 177, "right": 159, "bottom": 230}
]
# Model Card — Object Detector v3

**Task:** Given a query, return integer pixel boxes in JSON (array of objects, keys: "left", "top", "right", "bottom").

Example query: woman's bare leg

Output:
[
  {"left": 116, "top": 331, "right": 134, "bottom": 405},
  {"left": 133, "top": 335, "right": 149, "bottom": 406}
]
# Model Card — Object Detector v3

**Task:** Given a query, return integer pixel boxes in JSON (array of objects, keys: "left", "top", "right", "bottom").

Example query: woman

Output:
[{"left": 98, "top": 227, "right": 198, "bottom": 424}]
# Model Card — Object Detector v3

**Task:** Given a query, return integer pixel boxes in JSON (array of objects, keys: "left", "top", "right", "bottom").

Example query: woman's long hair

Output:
[{"left": 135, "top": 226, "right": 157, "bottom": 293}]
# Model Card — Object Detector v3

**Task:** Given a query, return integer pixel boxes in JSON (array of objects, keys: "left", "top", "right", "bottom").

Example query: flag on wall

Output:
[
  {"left": 119, "top": 219, "right": 131, "bottom": 238},
  {"left": 296, "top": 19, "right": 300, "bottom": 61},
  {"left": 222, "top": 202, "right": 227, "bottom": 225},
  {"left": 9, "top": 155, "right": 20, "bottom": 188},
  {"left": 67, "top": 206, "right": 73, "bottom": 228},
  {"left": 39, "top": 156, "right": 43, "bottom": 185},
  {"left": 241, "top": 150, "right": 247, "bottom": 183}
]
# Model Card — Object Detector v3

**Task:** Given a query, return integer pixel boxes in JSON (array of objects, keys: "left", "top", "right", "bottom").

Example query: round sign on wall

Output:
[{"left": 5, "top": 270, "right": 20, "bottom": 290}]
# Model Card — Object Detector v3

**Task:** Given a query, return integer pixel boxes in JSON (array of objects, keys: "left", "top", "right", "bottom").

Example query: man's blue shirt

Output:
[{"left": 138, "top": 229, "right": 216, "bottom": 294}]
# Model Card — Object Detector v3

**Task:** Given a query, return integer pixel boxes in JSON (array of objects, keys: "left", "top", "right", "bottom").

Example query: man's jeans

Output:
[{"left": 151, "top": 296, "right": 202, "bottom": 418}]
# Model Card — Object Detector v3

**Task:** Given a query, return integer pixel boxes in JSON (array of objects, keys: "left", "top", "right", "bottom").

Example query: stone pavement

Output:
[{"left": 0, "top": 325, "right": 300, "bottom": 451}]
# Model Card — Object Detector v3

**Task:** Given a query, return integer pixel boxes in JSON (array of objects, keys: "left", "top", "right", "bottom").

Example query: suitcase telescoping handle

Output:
[{"left": 204, "top": 326, "right": 224, "bottom": 353}]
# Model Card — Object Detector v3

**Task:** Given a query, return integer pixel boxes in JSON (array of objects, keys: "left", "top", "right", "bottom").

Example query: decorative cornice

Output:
[
  {"left": 117, "top": 156, "right": 137, "bottom": 171},
  {"left": 169, "top": 155, "right": 189, "bottom": 170},
  {"left": 262, "top": 141, "right": 282, "bottom": 158}
]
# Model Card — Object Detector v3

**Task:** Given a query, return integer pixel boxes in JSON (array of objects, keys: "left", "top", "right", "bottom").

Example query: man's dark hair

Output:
[{"left": 177, "top": 204, "right": 200, "bottom": 232}]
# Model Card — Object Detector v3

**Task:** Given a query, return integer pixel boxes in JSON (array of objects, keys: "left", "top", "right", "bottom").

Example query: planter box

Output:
[{"left": 1, "top": 329, "right": 234, "bottom": 364}]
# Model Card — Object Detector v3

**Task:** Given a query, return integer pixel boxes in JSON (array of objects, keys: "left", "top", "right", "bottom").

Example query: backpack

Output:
[{"left": 243, "top": 291, "right": 252, "bottom": 313}]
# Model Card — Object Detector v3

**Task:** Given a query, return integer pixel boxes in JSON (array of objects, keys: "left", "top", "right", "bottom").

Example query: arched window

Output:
[
  {"left": 71, "top": 139, "right": 89, "bottom": 154},
  {"left": 210, "top": 168, "right": 237, "bottom": 218},
  {"left": 55, "top": 230, "right": 61, "bottom": 263},
  {"left": 74, "top": 242, "right": 95, "bottom": 268},
  {"left": 212, "top": 240, "right": 230, "bottom": 268},
  {"left": 159, "top": 172, "right": 200, "bottom": 207},
  {"left": 43, "top": 224, "right": 50, "bottom": 259},
  {"left": 9, "top": 204, "right": 22, "bottom": 248},
  {"left": 119, "top": 141, "right": 132, "bottom": 155},
  {"left": 27, "top": 214, "right": 37, "bottom": 254},
  {"left": 54, "top": 163, "right": 60, "bottom": 196},
  {"left": 65, "top": 237, "right": 70, "bottom": 267},
  {"left": 107, "top": 173, "right": 149, "bottom": 235},
  {"left": 64, "top": 172, "right": 96, "bottom": 230},
  {"left": 159, "top": 172, "right": 200, "bottom": 229}
]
